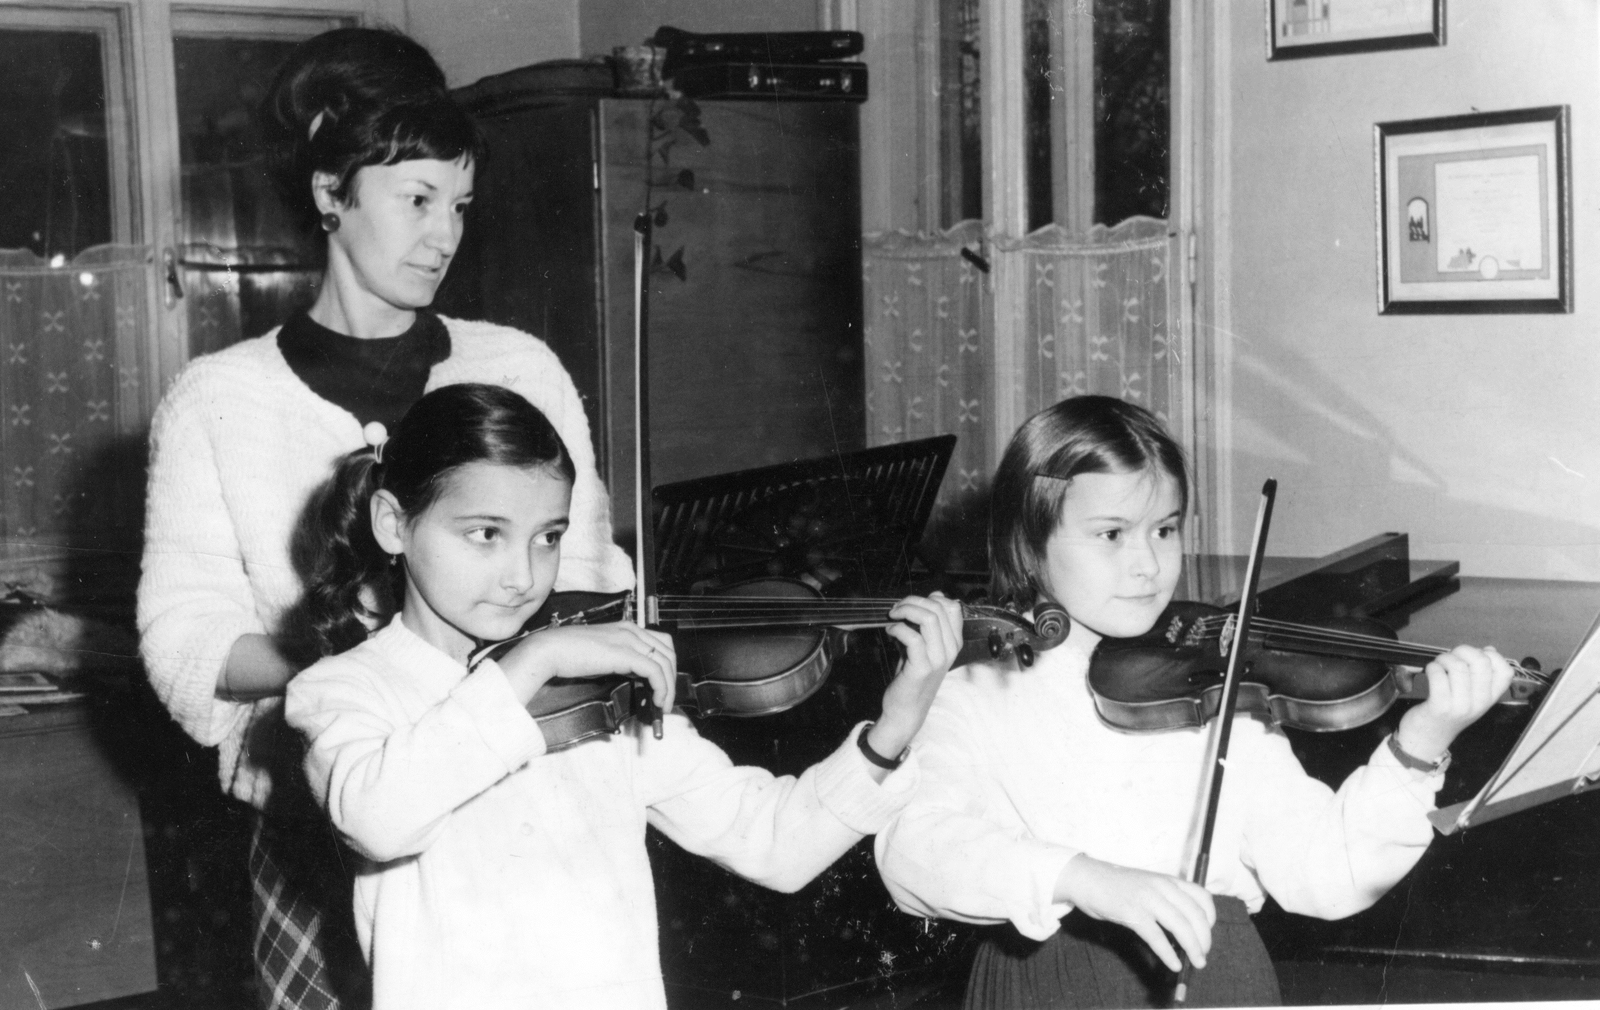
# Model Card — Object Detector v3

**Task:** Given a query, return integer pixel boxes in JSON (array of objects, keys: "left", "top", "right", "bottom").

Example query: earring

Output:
[
  {"left": 389, "top": 553, "right": 399, "bottom": 567},
  {"left": 321, "top": 212, "right": 341, "bottom": 233}
]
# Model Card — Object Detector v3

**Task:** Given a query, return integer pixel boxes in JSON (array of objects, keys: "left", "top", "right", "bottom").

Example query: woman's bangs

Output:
[{"left": 377, "top": 103, "right": 484, "bottom": 169}]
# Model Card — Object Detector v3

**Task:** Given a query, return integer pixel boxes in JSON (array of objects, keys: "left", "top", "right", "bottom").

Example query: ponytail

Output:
[
  {"left": 280, "top": 383, "right": 575, "bottom": 663},
  {"left": 283, "top": 449, "right": 403, "bottom": 663}
]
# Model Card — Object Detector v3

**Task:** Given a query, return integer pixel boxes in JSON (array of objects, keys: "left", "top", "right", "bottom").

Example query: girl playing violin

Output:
[
  {"left": 874, "top": 395, "right": 1514, "bottom": 1009},
  {"left": 283, "top": 382, "right": 964, "bottom": 1010}
]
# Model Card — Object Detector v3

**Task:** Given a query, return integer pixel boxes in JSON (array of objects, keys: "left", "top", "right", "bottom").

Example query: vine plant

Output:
[{"left": 641, "top": 95, "right": 709, "bottom": 282}]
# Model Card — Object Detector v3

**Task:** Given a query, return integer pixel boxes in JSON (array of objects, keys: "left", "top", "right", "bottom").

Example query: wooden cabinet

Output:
[{"left": 438, "top": 62, "right": 865, "bottom": 538}]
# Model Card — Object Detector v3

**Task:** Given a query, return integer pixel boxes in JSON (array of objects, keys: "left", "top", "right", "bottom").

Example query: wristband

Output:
[
  {"left": 1387, "top": 733, "right": 1451, "bottom": 775},
  {"left": 858, "top": 723, "right": 909, "bottom": 770}
]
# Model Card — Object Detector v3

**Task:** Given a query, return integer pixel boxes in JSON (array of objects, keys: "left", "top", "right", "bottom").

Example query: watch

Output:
[
  {"left": 1387, "top": 733, "right": 1451, "bottom": 775},
  {"left": 858, "top": 723, "right": 910, "bottom": 770}
]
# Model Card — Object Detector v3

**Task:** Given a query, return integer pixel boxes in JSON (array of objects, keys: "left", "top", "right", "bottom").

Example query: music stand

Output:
[
  {"left": 1430, "top": 608, "right": 1600, "bottom": 834},
  {"left": 650, "top": 434, "right": 956, "bottom": 597}
]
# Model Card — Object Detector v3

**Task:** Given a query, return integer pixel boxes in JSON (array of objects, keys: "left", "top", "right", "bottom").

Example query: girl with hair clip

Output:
[
  {"left": 281, "top": 383, "right": 963, "bottom": 1010},
  {"left": 874, "top": 395, "right": 1515, "bottom": 1009},
  {"left": 136, "top": 26, "right": 630, "bottom": 1009}
]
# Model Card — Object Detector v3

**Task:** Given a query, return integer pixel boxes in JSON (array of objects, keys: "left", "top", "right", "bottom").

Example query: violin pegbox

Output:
[{"left": 1159, "top": 608, "right": 1217, "bottom": 652}]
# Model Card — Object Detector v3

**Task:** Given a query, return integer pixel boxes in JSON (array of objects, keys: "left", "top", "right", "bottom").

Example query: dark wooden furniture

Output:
[
  {"left": 1260, "top": 573, "right": 1600, "bottom": 1004},
  {"left": 0, "top": 705, "right": 156, "bottom": 1008},
  {"left": 1174, "top": 537, "right": 1600, "bottom": 1003},
  {"left": 437, "top": 60, "right": 866, "bottom": 539}
]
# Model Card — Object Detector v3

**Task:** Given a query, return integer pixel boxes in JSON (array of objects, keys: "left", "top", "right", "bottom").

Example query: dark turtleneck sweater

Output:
[{"left": 276, "top": 309, "right": 452, "bottom": 430}]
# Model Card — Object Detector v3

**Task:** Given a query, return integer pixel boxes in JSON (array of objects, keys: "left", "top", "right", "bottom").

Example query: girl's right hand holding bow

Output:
[
  {"left": 495, "top": 623, "right": 677, "bottom": 716},
  {"left": 1055, "top": 854, "right": 1216, "bottom": 973}
]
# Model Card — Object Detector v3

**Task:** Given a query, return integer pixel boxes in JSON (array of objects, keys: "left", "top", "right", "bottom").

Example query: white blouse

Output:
[
  {"left": 875, "top": 627, "right": 1444, "bottom": 942},
  {"left": 137, "top": 317, "right": 634, "bottom": 808},
  {"left": 286, "top": 617, "right": 918, "bottom": 1010}
]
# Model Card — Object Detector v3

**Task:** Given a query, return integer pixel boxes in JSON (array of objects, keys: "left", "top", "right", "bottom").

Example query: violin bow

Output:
[
  {"left": 1174, "top": 478, "right": 1277, "bottom": 1003},
  {"left": 633, "top": 212, "right": 664, "bottom": 738}
]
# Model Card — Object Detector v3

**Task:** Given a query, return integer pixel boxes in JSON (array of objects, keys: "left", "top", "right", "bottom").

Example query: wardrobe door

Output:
[
  {"left": 436, "top": 95, "right": 609, "bottom": 461},
  {"left": 597, "top": 97, "right": 865, "bottom": 532}
]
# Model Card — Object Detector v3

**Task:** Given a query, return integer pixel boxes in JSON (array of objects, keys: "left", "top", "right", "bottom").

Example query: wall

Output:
[
  {"left": 579, "top": 0, "right": 819, "bottom": 57},
  {"left": 404, "top": 1, "right": 823, "bottom": 89},
  {"left": 1221, "top": 2, "right": 1600, "bottom": 580},
  {"left": 402, "top": 0, "right": 579, "bottom": 86}
]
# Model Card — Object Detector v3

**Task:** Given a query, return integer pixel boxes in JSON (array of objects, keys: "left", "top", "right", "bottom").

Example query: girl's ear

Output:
[
  {"left": 311, "top": 170, "right": 343, "bottom": 215},
  {"left": 370, "top": 489, "right": 407, "bottom": 558}
]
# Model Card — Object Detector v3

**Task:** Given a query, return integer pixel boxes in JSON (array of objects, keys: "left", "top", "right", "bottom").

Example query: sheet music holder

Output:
[
  {"left": 650, "top": 434, "right": 956, "bottom": 598},
  {"left": 1429, "top": 607, "right": 1600, "bottom": 834}
]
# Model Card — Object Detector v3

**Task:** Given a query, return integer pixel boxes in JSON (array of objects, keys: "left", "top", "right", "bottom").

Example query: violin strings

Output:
[{"left": 1183, "top": 614, "right": 1545, "bottom": 682}]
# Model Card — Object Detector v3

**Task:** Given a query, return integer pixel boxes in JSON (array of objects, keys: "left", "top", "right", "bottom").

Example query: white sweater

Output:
[
  {"left": 285, "top": 617, "right": 917, "bottom": 1010},
  {"left": 137, "top": 318, "right": 634, "bottom": 808},
  {"left": 875, "top": 628, "right": 1444, "bottom": 942}
]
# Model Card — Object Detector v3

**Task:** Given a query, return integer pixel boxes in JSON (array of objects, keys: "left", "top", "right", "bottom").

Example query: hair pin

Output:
[
  {"left": 308, "top": 110, "right": 326, "bottom": 141},
  {"left": 363, "top": 421, "right": 389, "bottom": 465}
]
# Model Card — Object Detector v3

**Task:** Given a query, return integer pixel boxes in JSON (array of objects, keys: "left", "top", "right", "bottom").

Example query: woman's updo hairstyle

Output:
[
  {"left": 988, "top": 395, "right": 1189, "bottom": 611},
  {"left": 287, "top": 383, "right": 576, "bottom": 659},
  {"left": 262, "top": 26, "right": 486, "bottom": 232}
]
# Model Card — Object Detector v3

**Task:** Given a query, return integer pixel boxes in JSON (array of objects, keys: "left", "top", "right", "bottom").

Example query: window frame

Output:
[
  {"left": 0, "top": 0, "right": 397, "bottom": 413},
  {"left": 835, "top": 0, "right": 1228, "bottom": 551}
]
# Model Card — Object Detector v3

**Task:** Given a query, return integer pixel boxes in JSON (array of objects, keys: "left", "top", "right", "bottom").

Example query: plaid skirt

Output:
[
  {"left": 249, "top": 809, "right": 371, "bottom": 1010},
  {"left": 964, "top": 896, "right": 1281, "bottom": 1010}
]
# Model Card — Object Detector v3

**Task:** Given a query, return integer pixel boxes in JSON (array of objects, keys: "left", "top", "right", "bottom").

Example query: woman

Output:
[{"left": 137, "top": 27, "right": 632, "bottom": 1010}]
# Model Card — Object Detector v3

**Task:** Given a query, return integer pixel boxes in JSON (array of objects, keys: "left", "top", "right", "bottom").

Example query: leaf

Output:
[
  {"left": 676, "top": 96, "right": 701, "bottom": 119},
  {"left": 666, "top": 247, "right": 686, "bottom": 282},
  {"left": 683, "top": 124, "right": 711, "bottom": 147},
  {"left": 653, "top": 205, "right": 669, "bottom": 227},
  {"left": 676, "top": 168, "right": 695, "bottom": 191}
]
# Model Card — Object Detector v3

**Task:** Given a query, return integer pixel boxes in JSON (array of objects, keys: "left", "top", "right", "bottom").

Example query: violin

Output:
[
  {"left": 1088, "top": 599, "right": 1550, "bottom": 734},
  {"left": 475, "top": 212, "right": 1072, "bottom": 753},
  {"left": 472, "top": 580, "right": 1070, "bottom": 752}
]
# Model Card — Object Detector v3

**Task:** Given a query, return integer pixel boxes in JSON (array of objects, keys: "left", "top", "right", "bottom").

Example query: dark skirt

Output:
[{"left": 964, "top": 895, "right": 1280, "bottom": 1010}]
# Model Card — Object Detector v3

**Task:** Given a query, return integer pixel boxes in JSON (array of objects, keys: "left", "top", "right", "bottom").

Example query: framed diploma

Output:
[
  {"left": 1375, "top": 106, "right": 1572, "bottom": 314},
  {"left": 1267, "top": 0, "right": 1444, "bottom": 60}
]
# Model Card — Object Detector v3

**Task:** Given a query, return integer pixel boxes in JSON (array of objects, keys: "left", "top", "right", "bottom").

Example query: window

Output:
[
  {"left": 0, "top": 0, "right": 379, "bottom": 597},
  {"left": 850, "top": 0, "right": 1193, "bottom": 566}
]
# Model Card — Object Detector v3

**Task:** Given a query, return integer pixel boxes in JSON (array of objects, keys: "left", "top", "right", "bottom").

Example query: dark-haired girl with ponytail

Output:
[
  {"left": 136, "top": 27, "right": 631, "bottom": 1010},
  {"left": 281, "top": 383, "right": 963, "bottom": 1010}
]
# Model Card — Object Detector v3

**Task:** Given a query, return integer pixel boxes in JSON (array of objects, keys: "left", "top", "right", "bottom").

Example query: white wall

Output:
[
  {"left": 1220, "top": 1, "right": 1600, "bottom": 580},
  {"left": 403, "top": 0, "right": 579, "bottom": 86},
  {"left": 403, "top": 1, "right": 821, "bottom": 88},
  {"left": 579, "top": 0, "right": 819, "bottom": 58}
]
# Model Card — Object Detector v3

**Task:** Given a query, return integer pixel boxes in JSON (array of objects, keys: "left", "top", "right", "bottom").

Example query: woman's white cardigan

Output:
[{"left": 137, "top": 317, "right": 633, "bottom": 808}]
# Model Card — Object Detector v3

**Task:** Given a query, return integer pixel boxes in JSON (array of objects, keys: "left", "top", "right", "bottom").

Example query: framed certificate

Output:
[
  {"left": 1375, "top": 106, "right": 1572, "bottom": 314},
  {"left": 1267, "top": 0, "right": 1444, "bottom": 60}
]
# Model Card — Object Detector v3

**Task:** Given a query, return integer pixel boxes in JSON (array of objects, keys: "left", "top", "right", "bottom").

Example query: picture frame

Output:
[
  {"left": 1267, "top": 0, "right": 1444, "bottom": 61},
  {"left": 1375, "top": 105, "right": 1571, "bottom": 315}
]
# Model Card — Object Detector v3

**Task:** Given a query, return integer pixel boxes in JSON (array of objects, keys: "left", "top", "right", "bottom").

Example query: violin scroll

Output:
[{"left": 956, "top": 600, "right": 1069, "bottom": 670}]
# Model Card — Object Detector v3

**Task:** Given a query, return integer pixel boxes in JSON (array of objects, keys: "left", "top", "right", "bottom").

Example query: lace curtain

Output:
[
  {"left": 0, "top": 245, "right": 152, "bottom": 599},
  {"left": 863, "top": 216, "right": 1182, "bottom": 569}
]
